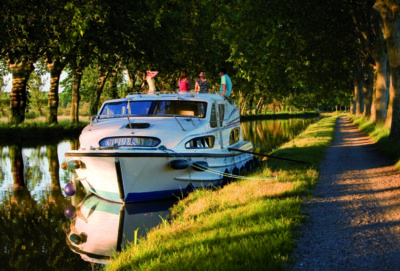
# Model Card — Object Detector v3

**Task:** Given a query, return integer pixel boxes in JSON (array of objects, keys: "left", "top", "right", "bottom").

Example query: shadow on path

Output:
[{"left": 291, "top": 117, "right": 400, "bottom": 271}]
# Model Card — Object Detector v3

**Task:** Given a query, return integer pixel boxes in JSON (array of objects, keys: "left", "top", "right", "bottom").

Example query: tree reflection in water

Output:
[
  {"left": 241, "top": 118, "right": 317, "bottom": 153},
  {"left": 0, "top": 142, "right": 94, "bottom": 270}
]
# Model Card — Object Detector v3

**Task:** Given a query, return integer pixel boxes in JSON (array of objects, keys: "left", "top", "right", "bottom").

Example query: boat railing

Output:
[
  {"left": 127, "top": 90, "right": 205, "bottom": 97},
  {"left": 126, "top": 91, "right": 237, "bottom": 105}
]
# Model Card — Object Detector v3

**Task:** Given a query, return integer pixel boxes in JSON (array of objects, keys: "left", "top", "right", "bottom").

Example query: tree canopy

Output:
[{"left": 1, "top": 0, "right": 400, "bottom": 138}]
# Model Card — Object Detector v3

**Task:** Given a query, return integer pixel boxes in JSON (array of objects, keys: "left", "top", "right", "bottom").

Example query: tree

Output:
[
  {"left": 26, "top": 67, "right": 47, "bottom": 117},
  {"left": 42, "top": 0, "right": 73, "bottom": 124},
  {"left": 212, "top": 0, "right": 357, "bottom": 111},
  {"left": 374, "top": 0, "right": 400, "bottom": 140},
  {"left": 349, "top": 0, "right": 389, "bottom": 123},
  {"left": 0, "top": 0, "right": 54, "bottom": 124}
]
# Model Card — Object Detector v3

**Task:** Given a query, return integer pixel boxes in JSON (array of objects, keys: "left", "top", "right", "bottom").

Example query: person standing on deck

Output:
[
  {"left": 178, "top": 70, "right": 191, "bottom": 91},
  {"left": 195, "top": 71, "right": 209, "bottom": 93},
  {"left": 146, "top": 69, "right": 158, "bottom": 93},
  {"left": 219, "top": 68, "right": 232, "bottom": 98}
]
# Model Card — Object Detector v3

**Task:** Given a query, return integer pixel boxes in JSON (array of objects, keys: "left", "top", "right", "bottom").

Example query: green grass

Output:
[
  {"left": 106, "top": 115, "right": 338, "bottom": 271},
  {"left": 348, "top": 115, "right": 400, "bottom": 168}
]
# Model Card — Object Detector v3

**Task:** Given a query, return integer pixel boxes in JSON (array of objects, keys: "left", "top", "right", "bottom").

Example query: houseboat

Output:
[{"left": 64, "top": 92, "right": 256, "bottom": 203}]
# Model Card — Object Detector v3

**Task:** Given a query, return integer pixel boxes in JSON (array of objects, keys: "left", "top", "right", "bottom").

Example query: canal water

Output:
[{"left": 0, "top": 117, "right": 317, "bottom": 270}]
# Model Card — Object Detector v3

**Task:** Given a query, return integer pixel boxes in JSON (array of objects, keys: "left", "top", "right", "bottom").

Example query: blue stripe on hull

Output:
[{"left": 125, "top": 189, "right": 185, "bottom": 203}]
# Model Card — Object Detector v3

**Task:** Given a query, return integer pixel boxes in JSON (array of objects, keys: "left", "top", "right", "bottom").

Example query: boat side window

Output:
[
  {"left": 229, "top": 127, "right": 240, "bottom": 145},
  {"left": 210, "top": 104, "right": 224, "bottom": 127},
  {"left": 218, "top": 104, "right": 225, "bottom": 126},
  {"left": 210, "top": 104, "right": 217, "bottom": 128},
  {"left": 185, "top": 136, "right": 215, "bottom": 149}
]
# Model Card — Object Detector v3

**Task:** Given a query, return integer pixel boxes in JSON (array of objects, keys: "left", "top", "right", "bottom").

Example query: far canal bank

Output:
[
  {"left": 0, "top": 121, "right": 86, "bottom": 146},
  {"left": 241, "top": 112, "right": 319, "bottom": 121},
  {"left": 106, "top": 114, "right": 339, "bottom": 271}
]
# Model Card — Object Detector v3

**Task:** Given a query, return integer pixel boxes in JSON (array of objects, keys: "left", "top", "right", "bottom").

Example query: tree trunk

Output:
[
  {"left": 353, "top": 75, "right": 364, "bottom": 116},
  {"left": 47, "top": 60, "right": 66, "bottom": 124},
  {"left": 126, "top": 68, "right": 134, "bottom": 90},
  {"left": 70, "top": 67, "right": 83, "bottom": 123},
  {"left": 363, "top": 68, "right": 374, "bottom": 118},
  {"left": 9, "top": 61, "right": 34, "bottom": 125},
  {"left": 248, "top": 95, "right": 254, "bottom": 115},
  {"left": 126, "top": 67, "right": 142, "bottom": 92},
  {"left": 353, "top": 57, "right": 365, "bottom": 116},
  {"left": 241, "top": 95, "right": 249, "bottom": 115},
  {"left": 10, "top": 145, "right": 24, "bottom": 190},
  {"left": 350, "top": 100, "right": 355, "bottom": 114},
  {"left": 387, "top": 22, "right": 400, "bottom": 139},
  {"left": 363, "top": 86, "right": 372, "bottom": 118},
  {"left": 90, "top": 67, "right": 110, "bottom": 116},
  {"left": 372, "top": 52, "right": 389, "bottom": 124},
  {"left": 110, "top": 68, "right": 119, "bottom": 99},
  {"left": 370, "top": 82, "right": 377, "bottom": 121},
  {"left": 375, "top": 0, "right": 400, "bottom": 139},
  {"left": 386, "top": 73, "right": 395, "bottom": 127},
  {"left": 47, "top": 145, "right": 66, "bottom": 205},
  {"left": 388, "top": 66, "right": 400, "bottom": 138},
  {"left": 71, "top": 139, "right": 79, "bottom": 150},
  {"left": 238, "top": 90, "right": 244, "bottom": 114},
  {"left": 47, "top": 145, "right": 60, "bottom": 190},
  {"left": 255, "top": 97, "right": 263, "bottom": 114}
]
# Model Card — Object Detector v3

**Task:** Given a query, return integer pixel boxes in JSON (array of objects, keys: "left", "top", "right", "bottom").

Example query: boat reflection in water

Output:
[{"left": 65, "top": 191, "right": 176, "bottom": 265}]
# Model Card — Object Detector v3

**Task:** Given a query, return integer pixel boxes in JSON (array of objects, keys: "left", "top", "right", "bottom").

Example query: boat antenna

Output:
[
  {"left": 127, "top": 116, "right": 133, "bottom": 128},
  {"left": 127, "top": 99, "right": 131, "bottom": 115},
  {"left": 127, "top": 100, "right": 133, "bottom": 128}
]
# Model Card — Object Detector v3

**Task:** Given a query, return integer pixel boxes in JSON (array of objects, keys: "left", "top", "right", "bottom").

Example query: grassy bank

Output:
[
  {"left": 241, "top": 112, "right": 319, "bottom": 121},
  {"left": 0, "top": 120, "right": 87, "bottom": 146},
  {"left": 348, "top": 115, "right": 400, "bottom": 167},
  {"left": 106, "top": 115, "right": 338, "bottom": 271}
]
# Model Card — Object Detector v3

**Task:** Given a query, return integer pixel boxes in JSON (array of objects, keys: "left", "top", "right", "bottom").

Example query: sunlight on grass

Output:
[{"left": 106, "top": 115, "right": 338, "bottom": 271}]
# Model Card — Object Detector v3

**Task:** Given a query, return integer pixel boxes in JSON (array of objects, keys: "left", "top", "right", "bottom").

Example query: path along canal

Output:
[{"left": 0, "top": 117, "right": 317, "bottom": 270}]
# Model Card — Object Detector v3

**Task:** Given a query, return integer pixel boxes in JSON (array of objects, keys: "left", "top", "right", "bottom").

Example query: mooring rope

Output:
[
  {"left": 159, "top": 146, "right": 277, "bottom": 181},
  {"left": 228, "top": 147, "right": 311, "bottom": 165}
]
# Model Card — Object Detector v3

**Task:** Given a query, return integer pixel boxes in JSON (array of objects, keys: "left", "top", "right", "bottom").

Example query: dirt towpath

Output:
[{"left": 291, "top": 117, "right": 400, "bottom": 270}]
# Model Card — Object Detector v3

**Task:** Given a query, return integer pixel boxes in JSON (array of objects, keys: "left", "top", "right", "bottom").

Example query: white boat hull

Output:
[{"left": 66, "top": 143, "right": 254, "bottom": 203}]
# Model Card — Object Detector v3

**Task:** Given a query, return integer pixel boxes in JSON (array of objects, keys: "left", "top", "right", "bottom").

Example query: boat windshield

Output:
[{"left": 98, "top": 100, "right": 207, "bottom": 118}]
